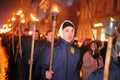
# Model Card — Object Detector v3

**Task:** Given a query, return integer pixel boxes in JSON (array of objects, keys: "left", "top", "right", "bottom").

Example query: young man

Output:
[{"left": 41, "top": 20, "right": 81, "bottom": 80}]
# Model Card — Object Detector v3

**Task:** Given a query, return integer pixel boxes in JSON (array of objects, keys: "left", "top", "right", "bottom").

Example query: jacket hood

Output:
[{"left": 59, "top": 20, "right": 75, "bottom": 38}]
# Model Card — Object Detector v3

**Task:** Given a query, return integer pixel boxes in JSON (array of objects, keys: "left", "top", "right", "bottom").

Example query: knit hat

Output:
[{"left": 62, "top": 21, "right": 74, "bottom": 30}]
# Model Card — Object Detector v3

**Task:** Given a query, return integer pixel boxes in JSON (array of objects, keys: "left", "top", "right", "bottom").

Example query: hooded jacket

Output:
[{"left": 41, "top": 20, "right": 81, "bottom": 80}]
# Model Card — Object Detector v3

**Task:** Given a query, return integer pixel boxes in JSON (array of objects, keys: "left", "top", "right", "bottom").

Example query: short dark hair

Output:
[
  {"left": 46, "top": 29, "right": 52, "bottom": 35},
  {"left": 24, "top": 28, "right": 30, "bottom": 32}
]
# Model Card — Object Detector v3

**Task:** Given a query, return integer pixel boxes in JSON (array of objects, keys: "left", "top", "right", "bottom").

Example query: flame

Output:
[
  {"left": 51, "top": 4, "right": 59, "bottom": 13},
  {"left": 0, "top": 37, "right": 8, "bottom": 80},
  {"left": 11, "top": 16, "right": 15, "bottom": 21},
  {"left": 110, "top": 17, "right": 114, "bottom": 21},
  {"left": 20, "top": 14, "right": 24, "bottom": 18},
  {"left": 30, "top": 14, "right": 39, "bottom": 22},
  {"left": 16, "top": 10, "right": 23, "bottom": 15},
  {"left": 21, "top": 19, "right": 25, "bottom": 23}
]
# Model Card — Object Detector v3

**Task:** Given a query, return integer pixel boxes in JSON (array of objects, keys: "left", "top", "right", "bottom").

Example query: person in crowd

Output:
[
  {"left": 80, "top": 39, "right": 92, "bottom": 54},
  {"left": 88, "top": 26, "right": 120, "bottom": 80},
  {"left": 34, "top": 29, "right": 53, "bottom": 80},
  {"left": 7, "top": 30, "right": 19, "bottom": 80},
  {"left": 79, "top": 39, "right": 92, "bottom": 69},
  {"left": 21, "top": 28, "right": 31, "bottom": 48},
  {"left": 40, "top": 20, "right": 81, "bottom": 80},
  {"left": 22, "top": 30, "right": 41, "bottom": 80},
  {"left": 100, "top": 41, "right": 108, "bottom": 64},
  {"left": 40, "top": 29, "right": 52, "bottom": 47},
  {"left": 81, "top": 41, "right": 103, "bottom": 80}
]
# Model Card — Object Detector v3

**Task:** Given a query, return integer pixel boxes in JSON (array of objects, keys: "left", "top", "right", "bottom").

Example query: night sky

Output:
[{"left": 0, "top": 0, "right": 20, "bottom": 28}]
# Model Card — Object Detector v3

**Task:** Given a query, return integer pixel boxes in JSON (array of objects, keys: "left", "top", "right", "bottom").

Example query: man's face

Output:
[
  {"left": 62, "top": 26, "right": 75, "bottom": 42},
  {"left": 35, "top": 32, "right": 39, "bottom": 40},
  {"left": 24, "top": 31, "right": 29, "bottom": 36},
  {"left": 46, "top": 32, "right": 52, "bottom": 42}
]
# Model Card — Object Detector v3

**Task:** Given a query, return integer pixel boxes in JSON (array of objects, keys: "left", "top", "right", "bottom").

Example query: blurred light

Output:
[
  {"left": 8, "top": 24, "right": 12, "bottom": 27},
  {"left": 51, "top": 3, "right": 59, "bottom": 13},
  {"left": 20, "top": 14, "right": 24, "bottom": 18},
  {"left": 3, "top": 24, "right": 8, "bottom": 29},
  {"left": 110, "top": 17, "right": 114, "bottom": 21},
  {"left": 0, "top": 28, "right": 11, "bottom": 33},
  {"left": 7, "top": 19, "right": 10, "bottom": 22},
  {"left": 30, "top": 14, "right": 39, "bottom": 22},
  {"left": 40, "top": 34, "right": 43, "bottom": 37},
  {"left": 16, "top": 10, "right": 23, "bottom": 15},
  {"left": 11, "top": 17, "right": 16, "bottom": 21},
  {"left": 101, "top": 34, "right": 105, "bottom": 41},
  {"left": 92, "top": 29, "right": 97, "bottom": 40},
  {"left": 21, "top": 19, "right": 25, "bottom": 23},
  {"left": 29, "top": 31, "right": 32, "bottom": 35},
  {"left": 94, "top": 23, "right": 103, "bottom": 28}
]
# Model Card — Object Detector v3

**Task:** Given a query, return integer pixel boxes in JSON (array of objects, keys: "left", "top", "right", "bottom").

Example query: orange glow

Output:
[
  {"left": 8, "top": 24, "right": 12, "bottom": 27},
  {"left": 80, "top": 71, "right": 82, "bottom": 78},
  {"left": 3, "top": 24, "right": 8, "bottom": 29},
  {"left": 51, "top": 3, "right": 59, "bottom": 13},
  {"left": 30, "top": 14, "right": 39, "bottom": 22},
  {"left": 21, "top": 19, "right": 25, "bottom": 23},
  {"left": 110, "top": 17, "right": 114, "bottom": 21},
  {"left": 7, "top": 19, "right": 10, "bottom": 22},
  {"left": 11, "top": 16, "right": 16, "bottom": 21},
  {"left": 0, "top": 37, "right": 8, "bottom": 80},
  {"left": 16, "top": 10, "right": 23, "bottom": 15},
  {"left": 20, "top": 14, "right": 24, "bottom": 18}
]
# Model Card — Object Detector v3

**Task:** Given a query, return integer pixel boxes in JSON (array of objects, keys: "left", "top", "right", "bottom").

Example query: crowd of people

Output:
[{"left": 0, "top": 20, "right": 120, "bottom": 80}]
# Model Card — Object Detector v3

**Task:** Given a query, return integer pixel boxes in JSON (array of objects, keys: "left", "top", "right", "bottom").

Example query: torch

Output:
[
  {"left": 49, "top": 4, "right": 59, "bottom": 74},
  {"left": 15, "top": 10, "right": 24, "bottom": 62},
  {"left": 11, "top": 16, "right": 16, "bottom": 56},
  {"left": 103, "top": 18, "right": 118, "bottom": 80},
  {"left": 29, "top": 14, "right": 39, "bottom": 80}
]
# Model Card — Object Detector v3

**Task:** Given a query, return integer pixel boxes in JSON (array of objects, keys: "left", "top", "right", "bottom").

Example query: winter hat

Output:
[{"left": 62, "top": 21, "right": 74, "bottom": 30}]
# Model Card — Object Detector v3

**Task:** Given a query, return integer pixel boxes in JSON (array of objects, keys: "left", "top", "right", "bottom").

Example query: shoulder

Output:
[{"left": 88, "top": 67, "right": 104, "bottom": 80}]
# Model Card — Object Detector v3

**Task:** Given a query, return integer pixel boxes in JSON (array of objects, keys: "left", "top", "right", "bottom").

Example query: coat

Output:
[
  {"left": 81, "top": 51, "right": 103, "bottom": 80},
  {"left": 40, "top": 37, "right": 81, "bottom": 80},
  {"left": 88, "top": 60, "right": 120, "bottom": 80}
]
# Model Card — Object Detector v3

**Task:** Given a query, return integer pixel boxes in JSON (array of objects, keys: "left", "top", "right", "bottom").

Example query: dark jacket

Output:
[
  {"left": 22, "top": 39, "right": 41, "bottom": 64},
  {"left": 41, "top": 37, "right": 81, "bottom": 80},
  {"left": 88, "top": 60, "right": 120, "bottom": 80},
  {"left": 33, "top": 38, "right": 51, "bottom": 80},
  {"left": 22, "top": 39, "right": 41, "bottom": 80}
]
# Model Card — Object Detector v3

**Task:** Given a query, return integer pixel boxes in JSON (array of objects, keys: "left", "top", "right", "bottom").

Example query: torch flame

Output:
[
  {"left": 51, "top": 4, "right": 59, "bottom": 13},
  {"left": 110, "top": 17, "right": 114, "bottom": 21},
  {"left": 11, "top": 17, "right": 16, "bottom": 21},
  {"left": 30, "top": 14, "right": 39, "bottom": 22},
  {"left": 21, "top": 19, "right": 25, "bottom": 23},
  {"left": 17, "top": 10, "right": 23, "bottom": 15}
]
